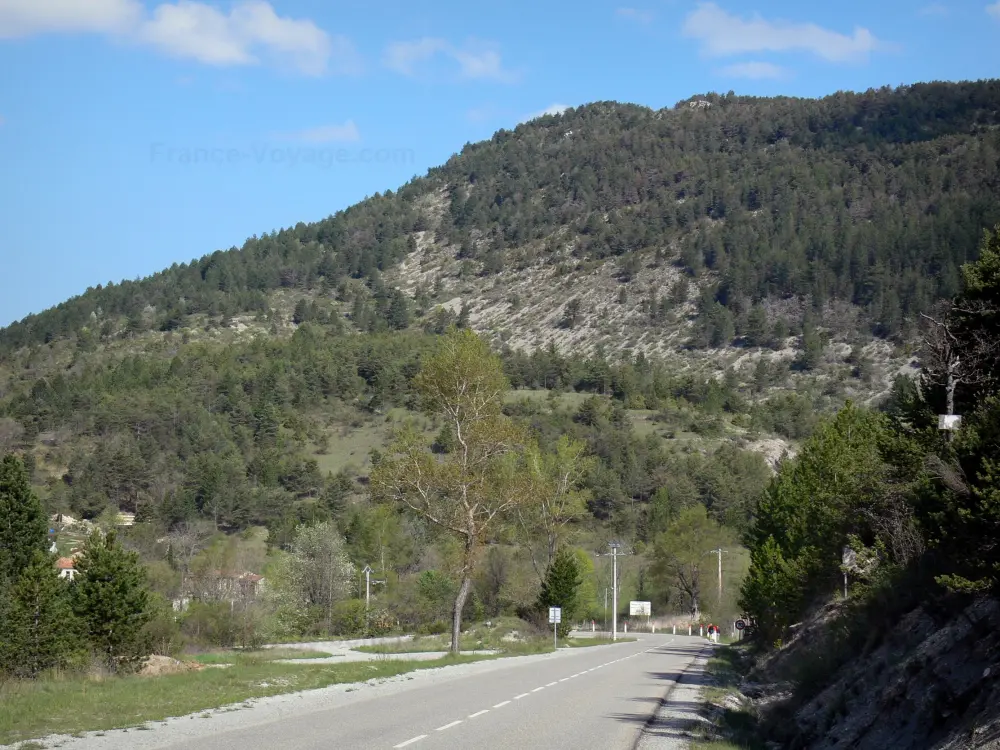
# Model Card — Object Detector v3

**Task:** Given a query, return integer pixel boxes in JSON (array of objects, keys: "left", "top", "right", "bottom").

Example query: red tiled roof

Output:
[{"left": 56, "top": 557, "right": 75, "bottom": 570}]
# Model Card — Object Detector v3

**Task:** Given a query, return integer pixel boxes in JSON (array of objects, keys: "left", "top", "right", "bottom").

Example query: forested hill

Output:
[{"left": 2, "top": 79, "right": 1000, "bottom": 358}]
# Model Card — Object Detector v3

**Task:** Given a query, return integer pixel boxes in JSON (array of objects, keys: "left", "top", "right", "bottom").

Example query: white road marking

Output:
[
  {"left": 394, "top": 735, "right": 427, "bottom": 748},
  {"left": 546, "top": 681, "right": 558, "bottom": 686},
  {"left": 493, "top": 701, "right": 511, "bottom": 708},
  {"left": 514, "top": 693, "right": 530, "bottom": 700},
  {"left": 531, "top": 686, "right": 546, "bottom": 692},
  {"left": 435, "top": 721, "right": 462, "bottom": 731},
  {"left": 559, "top": 678, "right": 570, "bottom": 682},
  {"left": 468, "top": 710, "right": 489, "bottom": 719}
]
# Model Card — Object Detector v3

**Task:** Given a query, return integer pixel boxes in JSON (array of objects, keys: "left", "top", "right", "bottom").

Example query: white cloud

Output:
[
  {"left": 277, "top": 120, "right": 361, "bottom": 144},
  {"left": 682, "top": 2, "right": 883, "bottom": 63},
  {"left": 918, "top": 4, "right": 949, "bottom": 17},
  {"left": 616, "top": 7, "right": 654, "bottom": 24},
  {"left": 138, "top": 0, "right": 353, "bottom": 76},
  {"left": 988, "top": 2, "right": 1000, "bottom": 20},
  {"left": 717, "top": 61, "right": 788, "bottom": 79},
  {"left": 0, "top": 0, "right": 141, "bottom": 37},
  {"left": 0, "top": 0, "right": 357, "bottom": 76},
  {"left": 383, "top": 37, "right": 517, "bottom": 82}
]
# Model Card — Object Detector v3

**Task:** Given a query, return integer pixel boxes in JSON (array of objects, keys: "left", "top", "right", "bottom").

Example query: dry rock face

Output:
[{"left": 757, "top": 598, "right": 1000, "bottom": 749}]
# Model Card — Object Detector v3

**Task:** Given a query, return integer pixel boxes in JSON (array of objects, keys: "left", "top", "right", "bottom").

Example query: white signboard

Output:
[
  {"left": 938, "top": 415, "right": 962, "bottom": 431},
  {"left": 629, "top": 601, "right": 651, "bottom": 617},
  {"left": 548, "top": 606, "right": 562, "bottom": 624}
]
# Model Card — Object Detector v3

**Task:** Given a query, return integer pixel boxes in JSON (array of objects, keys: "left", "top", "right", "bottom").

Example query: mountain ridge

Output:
[{"left": 3, "top": 79, "right": 1000, "bottom": 362}]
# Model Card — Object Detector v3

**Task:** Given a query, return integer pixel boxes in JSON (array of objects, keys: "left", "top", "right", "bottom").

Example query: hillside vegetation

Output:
[{"left": 1, "top": 82, "right": 1000, "bottom": 686}]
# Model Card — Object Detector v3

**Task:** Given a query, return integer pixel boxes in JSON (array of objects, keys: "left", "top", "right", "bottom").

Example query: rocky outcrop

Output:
[{"left": 751, "top": 598, "right": 1000, "bottom": 749}]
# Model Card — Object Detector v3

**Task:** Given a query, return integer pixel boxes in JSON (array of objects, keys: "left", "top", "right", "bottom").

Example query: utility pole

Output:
[
  {"left": 608, "top": 542, "right": 622, "bottom": 641},
  {"left": 363, "top": 565, "right": 373, "bottom": 609},
  {"left": 707, "top": 548, "right": 726, "bottom": 610}
]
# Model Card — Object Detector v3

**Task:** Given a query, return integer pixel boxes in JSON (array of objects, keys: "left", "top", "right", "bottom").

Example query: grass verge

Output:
[
  {"left": 688, "top": 645, "right": 765, "bottom": 750},
  {"left": 0, "top": 653, "right": 488, "bottom": 746}
]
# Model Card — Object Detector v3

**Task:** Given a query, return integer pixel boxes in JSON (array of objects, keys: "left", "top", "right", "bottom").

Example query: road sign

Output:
[
  {"left": 735, "top": 619, "right": 746, "bottom": 630},
  {"left": 548, "top": 606, "right": 562, "bottom": 624},
  {"left": 938, "top": 414, "right": 962, "bottom": 431},
  {"left": 629, "top": 601, "right": 651, "bottom": 617}
]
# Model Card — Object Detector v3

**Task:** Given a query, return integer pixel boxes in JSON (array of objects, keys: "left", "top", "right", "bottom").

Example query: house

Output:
[
  {"left": 56, "top": 557, "right": 77, "bottom": 581},
  {"left": 172, "top": 571, "right": 266, "bottom": 611}
]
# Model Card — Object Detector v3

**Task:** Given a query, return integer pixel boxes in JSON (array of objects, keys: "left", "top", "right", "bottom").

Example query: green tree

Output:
[
  {"left": 387, "top": 290, "right": 410, "bottom": 330},
  {"left": 651, "top": 504, "right": 738, "bottom": 618},
  {"left": 292, "top": 298, "right": 310, "bottom": 325},
  {"left": 287, "top": 521, "right": 355, "bottom": 633},
  {"left": 1, "top": 550, "right": 80, "bottom": 678},
  {"left": 744, "top": 304, "right": 768, "bottom": 346},
  {"left": 537, "top": 546, "right": 582, "bottom": 638},
  {"left": 72, "top": 530, "right": 154, "bottom": 674},
  {"left": 519, "top": 436, "right": 596, "bottom": 583},
  {"left": 0, "top": 453, "right": 48, "bottom": 584},
  {"left": 371, "top": 329, "right": 538, "bottom": 652},
  {"left": 740, "top": 403, "right": 893, "bottom": 640}
]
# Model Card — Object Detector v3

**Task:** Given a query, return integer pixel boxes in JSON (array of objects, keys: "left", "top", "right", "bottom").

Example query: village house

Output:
[
  {"left": 56, "top": 557, "right": 77, "bottom": 581},
  {"left": 172, "top": 571, "right": 265, "bottom": 612}
]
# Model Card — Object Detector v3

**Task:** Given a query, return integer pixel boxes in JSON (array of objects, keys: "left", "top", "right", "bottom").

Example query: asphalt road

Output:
[{"left": 157, "top": 634, "right": 706, "bottom": 750}]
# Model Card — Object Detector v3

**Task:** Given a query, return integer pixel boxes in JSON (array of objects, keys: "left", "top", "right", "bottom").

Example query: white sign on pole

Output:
[
  {"left": 548, "top": 606, "right": 562, "bottom": 624},
  {"left": 938, "top": 415, "right": 962, "bottom": 431},
  {"left": 629, "top": 601, "right": 651, "bottom": 617}
]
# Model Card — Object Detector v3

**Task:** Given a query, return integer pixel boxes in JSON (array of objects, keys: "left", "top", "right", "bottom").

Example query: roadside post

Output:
[{"left": 549, "top": 606, "right": 562, "bottom": 649}]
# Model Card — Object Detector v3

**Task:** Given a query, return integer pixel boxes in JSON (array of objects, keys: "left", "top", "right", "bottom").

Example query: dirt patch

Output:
[{"left": 139, "top": 655, "right": 205, "bottom": 677}]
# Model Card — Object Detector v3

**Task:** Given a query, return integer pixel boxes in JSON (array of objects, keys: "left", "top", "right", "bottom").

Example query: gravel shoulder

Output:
[{"left": 636, "top": 642, "right": 717, "bottom": 749}]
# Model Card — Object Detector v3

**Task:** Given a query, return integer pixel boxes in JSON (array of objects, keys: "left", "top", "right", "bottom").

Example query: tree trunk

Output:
[{"left": 450, "top": 574, "right": 472, "bottom": 654}]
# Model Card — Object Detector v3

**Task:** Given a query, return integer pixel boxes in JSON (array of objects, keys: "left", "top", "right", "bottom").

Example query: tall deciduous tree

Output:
[
  {"left": 0, "top": 453, "right": 48, "bottom": 584},
  {"left": 287, "top": 521, "right": 355, "bottom": 633},
  {"left": 371, "top": 328, "right": 537, "bottom": 653},
  {"left": 72, "top": 530, "right": 154, "bottom": 674},
  {"left": 651, "top": 504, "right": 738, "bottom": 618},
  {"left": 520, "top": 436, "right": 596, "bottom": 584}
]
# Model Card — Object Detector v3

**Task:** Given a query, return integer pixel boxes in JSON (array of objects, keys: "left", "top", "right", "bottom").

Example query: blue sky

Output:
[{"left": 1, "top": 0, "right": 999, "bottom": 327}]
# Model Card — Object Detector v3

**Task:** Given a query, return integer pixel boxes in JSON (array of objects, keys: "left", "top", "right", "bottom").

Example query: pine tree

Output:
[
  {"left": 1, "top": 550, "right": 80, "bottom": 678},
  {"left": 72, "top": 530, "right": 153, "bottom": 674},
  {"left": 537, "top": 546, "right": 582, "bottom": 637},
  {"left": 0, "top": 453, "right": 48, "bottom": 584},
  {"left": 387, "top": 290, "right": 410, "bottom": 330}
]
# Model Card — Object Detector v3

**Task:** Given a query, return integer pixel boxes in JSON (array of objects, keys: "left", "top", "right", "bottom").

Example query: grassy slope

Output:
[{"left": 0, "top": 653, "right": 489, "bottom": 746}]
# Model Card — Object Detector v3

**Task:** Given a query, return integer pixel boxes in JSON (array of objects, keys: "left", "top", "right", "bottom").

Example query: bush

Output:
[
  {"left": 180, "top": 602, "right": 238, "bottom": 648},
  {"left": 417, "top": 620, "right": 449, "bottom": 635},
  {"left": 144, "top": 595, "right": 185, "bottom": 656},
  {"left": 330, "top": 599, "right": 367, "bottom": 636}
]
